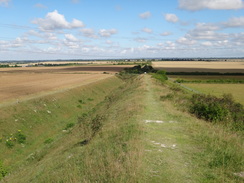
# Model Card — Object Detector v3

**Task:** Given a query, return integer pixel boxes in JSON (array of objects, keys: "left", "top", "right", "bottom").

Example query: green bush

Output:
[
  {"left": 44, "top": 138, "right": 54, "bottom": 144},
  {"left": 190, "top": 94, "right": 244, "bottom": 130},
  {"left": 152, "top": 70, "right": 168, "bottom": 82}
]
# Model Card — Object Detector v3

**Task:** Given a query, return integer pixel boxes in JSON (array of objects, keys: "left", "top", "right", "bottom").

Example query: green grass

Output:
[
  {"left": 0, "top": 76, "right": 123, "bottom": 179},
  {"left": 1, "top": 75, "right": 144, "bottom": 182},
  {"left": 0, "top": 73, "right": 243, "bottom": 182},
  {"left": 183, "top": 83, "right": 244, "bottom": 105}
]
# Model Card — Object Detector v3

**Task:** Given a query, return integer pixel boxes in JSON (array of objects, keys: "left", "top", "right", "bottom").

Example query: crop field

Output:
[
  {"left": 153, "top": 61, "right": 244, "bottom": 73},
  {"left": 183, "top": 83, "right": 244, "bottom": 105},
  {"left": 0, "top": 65, "right": 131, "bottom": 105}
]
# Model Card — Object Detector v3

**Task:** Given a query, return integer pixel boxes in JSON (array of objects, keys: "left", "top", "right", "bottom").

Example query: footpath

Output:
[{"left": 140, "top": 75, "right": 201, "bottom": 183}]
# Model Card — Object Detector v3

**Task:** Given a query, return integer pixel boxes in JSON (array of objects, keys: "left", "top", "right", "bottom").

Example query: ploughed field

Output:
[
  {"left": 152, "top": 61, "right": 244, "bottom": 73},
  {"left": 0, "top": 65, "right": 130, "bottom": 104}
]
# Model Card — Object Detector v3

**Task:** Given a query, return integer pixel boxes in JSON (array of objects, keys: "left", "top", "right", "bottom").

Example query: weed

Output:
[
  {"left": 44, "top": 138, "right": 54, "bottom": 144},
  {"left": 5, "top": 140, "right": 14, "bottom": 148},
  {"left": 78, "top": 99, "right": 85, "bottom": 104},
  {"left": 0, "top": 160, "right": 8, "bottom": 179},
  {"left": 64, "top": 122, "right": 75, "bottom": 130},
  {"left": 15, "top": 130, "right": 26, "bottom": 144}
]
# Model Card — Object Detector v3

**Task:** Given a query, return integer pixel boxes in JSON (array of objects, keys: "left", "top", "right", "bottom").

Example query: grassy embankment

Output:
[
  {"left": 0, "top": 70, "right": 243, "bottom": 182},
  {"left": 0, "top": 75, "right": 144, "bottom": 182}
]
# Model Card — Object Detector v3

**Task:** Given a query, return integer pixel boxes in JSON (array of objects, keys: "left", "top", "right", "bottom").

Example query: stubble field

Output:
[
  {"left": 0, "top": 65, "right": 130, "bottom": 104},
  {"left": 152, "top": 61, "right": 244, "bottom": 73}
]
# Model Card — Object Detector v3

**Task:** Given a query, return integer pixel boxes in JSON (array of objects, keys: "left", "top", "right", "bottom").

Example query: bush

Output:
[
  {"left": 190, "top": 94, "right": 244, "bottom": 130},
  {"left": 152, "top": 70, "right": 168, "bottom": 82},
  {"left": 15, "top": 131, "right": 26, "bottom": 144},
  {"left": 64, "top": 123, "right": 75, "bottom": 130}
]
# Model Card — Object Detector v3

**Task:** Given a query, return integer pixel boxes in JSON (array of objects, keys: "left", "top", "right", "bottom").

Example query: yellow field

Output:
[
  {"left": 184, "top": 83, "right": 244, "bottom": 105},
  {"left": 0, "top": 65, "right": 131, "bottom": 105},
  {"left": 153, "top": 61, "right": 244, "bottom": 73}
]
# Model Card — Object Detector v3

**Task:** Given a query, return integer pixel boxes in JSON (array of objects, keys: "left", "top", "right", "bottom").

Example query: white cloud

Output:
[
  {"left": 164, "top": 14, "right": 179, "bottom": 23},
  {"left": 34, "top": 3, "right": 47, "bottom": 9},
  {"left": 32, "top": 10, "right": 84, "bottom": 31},
  {"left": 65, "top": 34, "right": 78, "bottom": 42},
  {"left": 139, "top": 11, "right": 151, "bottom": 19},
  {"left": 142, "top": 27, "right": 153, "bottom": 34},
  {"left": 0, "top": 0, "right": 10, "bottom": 6},
  {"left": 80, "top": 28, "right": 97, "bottom": 38},
  {"left": 134, "top": 37, "right": 147, "bottom": 43},
  {"left": 179, "top": 0, "right": 244, "bottom": 11},
  {"left": 160, "top": 32, "right": 172, "bottom": 36},
  {"left": 98, "top": 29, "right": 117, "bottom": 37},
  {"left": 222, "top": 16, "right": 244, "bottom": 28},
  {"left": 177, "top": 37, "right": 196, "bottom": 45}
]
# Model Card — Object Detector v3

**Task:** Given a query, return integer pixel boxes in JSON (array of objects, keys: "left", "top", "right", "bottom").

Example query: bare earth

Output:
[
  {"left": 152, "top": 61, "right": 244, "bottom": 73},
  {"left": 0, "top": 65, "right": 131, "bottom": 105}
]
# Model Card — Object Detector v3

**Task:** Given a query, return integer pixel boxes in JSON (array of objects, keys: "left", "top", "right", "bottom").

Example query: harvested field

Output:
[
  {"left": 0, "top": 65, "right": 131, "bottom": 74},
  {"left": 152, "top": 61, "right": 244, "bottom": 73},
  {"left": 0, "top": 65, "right": 133, "bottom": 105}
]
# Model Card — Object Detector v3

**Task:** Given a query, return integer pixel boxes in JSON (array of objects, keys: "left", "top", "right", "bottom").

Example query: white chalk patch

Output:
[
  {"left": 145, "top": 120, "right": 164, "bottom": 123},
  {"left": 47, "top": 110, "right": 51, "bottom": 114},
  {"left": 44, "top": 104, "right": 47, "bottom": 107},
  {"left": 161, "top": 144, "right": 167, "bottom": 148},
  {"left": 15, "top": 119, "right": 18, "bottom": 122},
  {"left": 233, "top": 172, "right": 244, "bottom": 178},
  {"left": 33, "top": 109, "right": 37, "bottom": 113}
]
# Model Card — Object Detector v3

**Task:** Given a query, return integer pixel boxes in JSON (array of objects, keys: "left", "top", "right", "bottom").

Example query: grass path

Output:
[{"left": 140, "top": 75, "right": 202, "bottom": 182}]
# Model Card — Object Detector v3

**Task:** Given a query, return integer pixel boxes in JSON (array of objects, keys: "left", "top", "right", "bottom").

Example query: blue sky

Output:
[{"left": 0, "top": 0, "right": 244, "bottom": 60}]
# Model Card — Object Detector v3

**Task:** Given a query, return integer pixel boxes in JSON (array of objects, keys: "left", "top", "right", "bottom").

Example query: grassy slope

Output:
[
  {"left": 0, "top": 76, "right": 123, "bottom": 178},
  {"left": 1, "top": 75, "right": 144, "bottom": 182},
  {"left": 1, "top": 74, "right": 243, "bottom": 182}
]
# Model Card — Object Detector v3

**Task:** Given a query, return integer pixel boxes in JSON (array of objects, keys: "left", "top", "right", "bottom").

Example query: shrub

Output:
[
  {"left": 152, "top": 70, "right": 168, "bottom": 82},
  {"left": 190, "top": 94, "right": 244, "bottom": 130}
]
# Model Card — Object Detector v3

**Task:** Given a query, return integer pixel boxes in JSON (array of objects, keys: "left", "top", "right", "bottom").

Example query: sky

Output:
[{"left": 0, "top": 0, "right": 244, "bottom": 60}]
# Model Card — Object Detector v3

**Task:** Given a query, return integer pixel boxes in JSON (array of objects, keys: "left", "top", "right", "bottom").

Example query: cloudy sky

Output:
[{"left": 0, "top": 0, "right": 244, "bottom": 60}]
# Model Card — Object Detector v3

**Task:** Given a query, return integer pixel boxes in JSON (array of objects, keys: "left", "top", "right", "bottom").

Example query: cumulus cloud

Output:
[
  {"left": 222, "top": 16, "right": 244, "bottom": 28},
  {"left": 179, "top": 0, "right": 244, "bottom": 11},
  {"left": 65, "top": 34, "right": 78, "bottom": 42},
  {"left": 139, "top": 11, "right": 151, "bottom": 19},
  {"left": 160, "top": 32, "right": 172, "bottom": 36},
  {"left": 98, "top": 29, "right": 117, "bottom": 37},
  {"left": 177, "top": 37, "right": 196, "bottom": 45},
  {"left": 142, "top": 27, "right": 153, "bottom": 34},
  {"left": 0, "top": 0, "right": 10, "bottom": 6},
  {"left": 32, "top": 10, "right": 85, "bottom": 31},
  {"left": 164, "top": 14, "right": 179, "bottom": 23},
  {"left": 80, "top": 28, "right": 97, "bottom": 38}
]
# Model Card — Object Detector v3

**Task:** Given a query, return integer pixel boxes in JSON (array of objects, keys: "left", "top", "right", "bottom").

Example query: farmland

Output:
[
  {"left": 0, "top": 65, "right": 131, "bottom": 106},
  {"left": 152, "top": 61, "right": 244, "bottom": 73},
  {"left": 0, "top": 61, "right": 243, "bottom": 182}
]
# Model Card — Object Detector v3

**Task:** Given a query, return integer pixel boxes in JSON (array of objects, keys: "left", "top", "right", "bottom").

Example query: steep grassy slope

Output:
[{"left": 0, "top": 76, "right": 124, "bottom": 180}]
